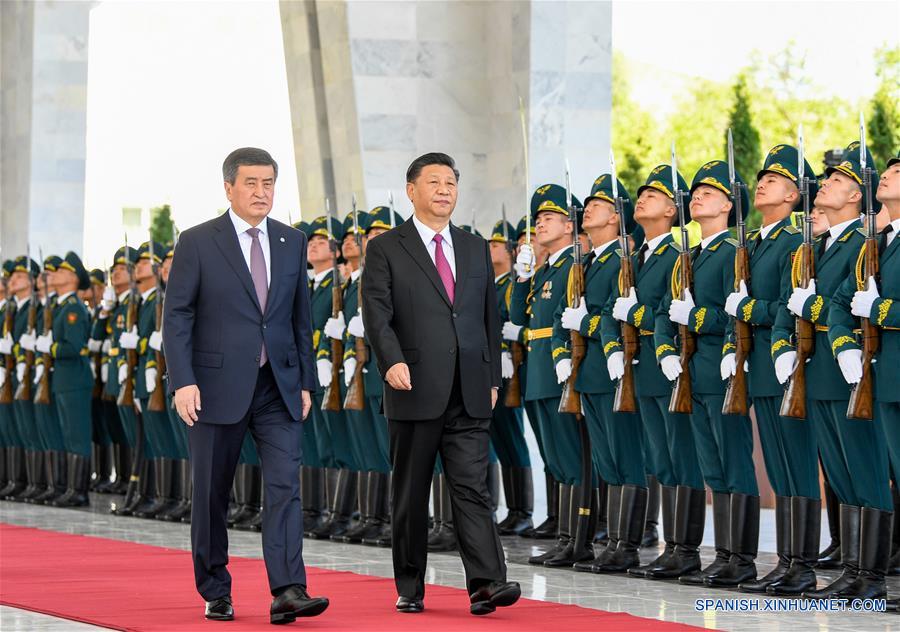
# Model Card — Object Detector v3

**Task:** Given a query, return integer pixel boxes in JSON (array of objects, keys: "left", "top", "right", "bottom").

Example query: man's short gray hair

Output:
[{"left": 222, "top": 147, "right": 278, "bottom": 184}]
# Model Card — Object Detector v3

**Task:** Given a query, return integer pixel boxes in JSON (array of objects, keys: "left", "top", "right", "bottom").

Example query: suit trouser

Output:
[
  {"left": 489, "top": 394, "right": 531, "bottom": 469},
  {"left": 812, "top": 398, "right": 891, "bottom": 510},
  {"left": 638, "top": 396, "right": 703, "bottom": 489},
  {"left": 582, "top": 392, "right": 644, "bottom": 487},
  {"left": 751, "top": 396, "right": 818, "bottom": 498},
  {"left": 689, "top": 393, "right": 757, "bottom": 495},
  {"left": 531, "top": 397, "right": 583, "bottom": 485},
  {"left": 34, "top": 399, "right": 65, "bottom": 452},
  {"left": 189, "top": 363, "right": 306, "bottom": 600},
  {"left": 389, "top": 373, "right": 506, "bottom": 598},
  {"left": 56, "top": 389, "right": 92, "bottom": 457}
]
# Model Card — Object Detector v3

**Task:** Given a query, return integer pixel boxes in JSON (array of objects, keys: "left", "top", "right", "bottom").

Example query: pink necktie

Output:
[
  {"left": 433, "top": 234, "right": 455, "bottom": 304},
  {"left": 246, "top": 227, "right": 268, "bottom": 366}
]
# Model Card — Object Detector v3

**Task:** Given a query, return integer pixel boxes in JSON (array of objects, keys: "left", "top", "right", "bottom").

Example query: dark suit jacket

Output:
[
  {"left": 361, "top": 218, "right": 501, "bottom": 421},
  {"left": 162, "top": 212, "right": 316, "bottom": 424}
]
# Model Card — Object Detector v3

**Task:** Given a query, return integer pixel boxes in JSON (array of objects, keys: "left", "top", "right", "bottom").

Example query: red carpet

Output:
[{"left": 1, "top": 523, "right": 705, "bottom": 631}]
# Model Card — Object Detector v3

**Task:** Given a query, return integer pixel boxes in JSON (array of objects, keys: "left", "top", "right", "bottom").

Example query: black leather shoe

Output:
[
  {"left": 270, "top": 585, "right": 329, "bottom": 624},
  {"left": 205, "top": 596, "right": 234, "bottom": 621},
  {"left": 395, "top": 596, "right": 424, "bottom": 613},
  {"left": 469, "top": 581, "right": 521, "bottom": 616}
]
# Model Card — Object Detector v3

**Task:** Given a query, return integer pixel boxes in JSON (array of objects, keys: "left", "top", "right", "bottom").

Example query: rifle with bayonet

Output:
[
  {"left": 344, "top": 195, "right": 367, "bottom": 411},
  {"left": 117, "top": 235, "right": 139, "bottom": 409},
  {"left": 90, "top": 265, "right": 105, "bottom": 400},
  {"left": 668, "top": 143, "right": 694, "bottom": 414},
  {"left": 15, "top": 249, "right": 38, "bottom": 402},
  {"left": 559, "top": 161, "right": 585, "bottom": 416},
  {"left": 33, "top": 251, "right": 54, "bottom": 406},
  {"left": 780, "top": 126, "right": 814, "bottom": 419},
  {"left": 502, "top": 203, "right": 525, "bottom": 408},
  {"left": 611, "top": 150, "right": 638, "bottom": 413},
  {"left": 322, "top": 200, "right": 344, "bottom": 412},
  {"left": 147, "top": 238, "right": 167, "bottom": 412},
  {"left": 847, "top": 114, "right": 878, "bottom": 420},
  {"left": 723, "top": 129, "right": 751, "bottom": 415}
]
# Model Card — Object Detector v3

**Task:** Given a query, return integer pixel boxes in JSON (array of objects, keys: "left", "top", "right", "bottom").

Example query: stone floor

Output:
[{"left": 1, "top": 493, "right": 898, "bottom": 631}]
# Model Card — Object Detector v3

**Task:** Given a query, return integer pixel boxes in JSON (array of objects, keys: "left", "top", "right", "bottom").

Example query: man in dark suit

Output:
[
  {"left": 163, "top": 147, "right": 329, "bottom": 624},
  {"left": 362, "top": 152, "right": 521, "bottom": 616}
]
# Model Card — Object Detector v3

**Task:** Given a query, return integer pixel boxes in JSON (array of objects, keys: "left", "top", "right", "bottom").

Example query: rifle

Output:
[
  {"left": 33, "top": 252, "right": 54, "bottom": 406},
  {"left": 559, "top": 160, "right": 585, "bottom": 416},
  {"left": 502, "top": 203, "right": 525, "bottom": 408},
  {"left": 668, "top": 142, "right": 694, "bottom": 414},
  {"left": 322, "top": 199, "right": 344, "bottom": 412},
  {"left": 723, "top": 129, "right": 751, "bottom": 415},
  {"left": 780, "top": 126, "right": 814, "bottom": 419},
  {"left": 147, "top": 239, "right": 167, "bottom": 412},
  {"left": 518, "top": 94, "right": 533, "bottom": 276},
  {"left": 91, "top": 262, "right": 107, "bottom": 400},
  {"left": 611, "top": 150, "right": 638, "bottom": 413},
  {"left": 0, "top": 275, "right": 15, "bottom": 404},
  {"left": 117, "top": 235, "right": 139, "bottom": 408},
  {"left": 14, "top": 249, "right": 38, "bottom": 402},
  {"left": 847, "top": 114, "right": 878, "bottom": 420},
  {"left": 344, "top": 195, "right": 367, "bottom": 410}
]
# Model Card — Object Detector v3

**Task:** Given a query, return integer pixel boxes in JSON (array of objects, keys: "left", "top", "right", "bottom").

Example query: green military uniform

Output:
[
  {"left": 656, "top": 161, "right": 759, "bottom": 587},
  {"left": 33, "top": 257, "right": 66, "bottom": 456},
  {"left": 87, "top": 268, "right": 114, "bottom": 492},
  {"left": 0, "top": 261, "right": 15, "bottom": 458}
]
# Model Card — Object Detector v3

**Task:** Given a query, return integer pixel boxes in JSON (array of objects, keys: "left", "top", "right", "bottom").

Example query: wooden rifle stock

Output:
[
  {"left": 322, "top": 272, "right": 343, "bottom": 412},
  {"left": 343, "top": 283, "right": 367, "bottom": 411},
  {"left": 613, "top": 254, "right": 638, "bottom": 413},
  {"left": 14, "top": 294, "right": 37, "bottom": 402},
  {"left": 668, "top": 249, "right": 695, "bottom": 414},
  {"left": 116, "top": 292, "right": 139, "bottom": 408},
  {"left": 779, "top": 242, "right": 815, "bottom": 419},
  {"left": 33, "top": 294, "right": 54, "bottom": 406},
  {"left": 723, "top": 246, "right": 751, "bottom": 415},
  {"left": 147, "top": 292, "right": 167, "bottom": 412},
  {"left": 504, "top": 340, "right": 524, "bottom": 408},
  {"left": 559, "top": 260, "right": 585, "bottom": 415},
  {"left": 847, "top": 237, "right": 879, "bottom": 420},
  {"left": 1, "top": 300, "right": 16, "bottom": 404}
]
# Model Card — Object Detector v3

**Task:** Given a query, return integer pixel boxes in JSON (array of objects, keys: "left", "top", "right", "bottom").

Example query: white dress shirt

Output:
[
  {"left": 887, "top": 218, "right": 900, "bottom": 249},
  {"left": 641, "top": 232, "right": 670, "bottom": 263},
  {"left": 593, "top": 239, "right": 619, "bottom": 258},
  {"left": 824, "top": 217, "right": 857, "bottom": 251},
  {"left": 312, "top": 268, "right": 332, "bottom": 291},
  {"left": 547, "top": 245, "right": 572, "bottom": 267},
  {"left": 412, "top": 213, "right": 456, "bottom": 279},
  {"left": 229, "top": 208, "right": 271, "bottom": 288},
  {"left": 759, "top": 219, "right": 783, "bottom": 240},
  {"left": 700, "top": 229, "right": 729, "bottom": 250}
]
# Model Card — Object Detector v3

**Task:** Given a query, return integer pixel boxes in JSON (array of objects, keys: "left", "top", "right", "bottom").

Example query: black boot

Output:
[
  {"left": 160, "top": 459, "right": 192, "bottom": 522},
  {"left": 497, "top": 466, "right": 516, "bottom": 532},
  {"left": 575, "top": 485, "right": 622, "bottom": 572},
  {"left": 339, "top": 471, "right": 372, "bottom": 543},
  {"left": 228, "top": 464, "right": 258, "bottom": 526},
  {"left": 112, "top": 454, "right": 146, "bottom": 516},
  {"left": 309, "top": 469, "right": 355, "bottom": 539},
  {"left": 767, "top": 496, "right": 820, "bottom": 595},
  {"left": 21, "top": 451, "right": 48, "bottom": 502},
  {"left": 594, "top": 480, "right": 609, "bottom": 544},
  {"left": 642, "top": 475, "right": 660, "bottom": 547},
  {"left": 592, "top": 484, "right": 648, "bottom": 573},
  {"left": 889, "top": 485, "right": 900, "bottom": 576},
  {"left": 1, "top": 447, "right": 26, "bottom": 498},
  {"left": 705, "top": 493, "right": 760, "bottom": 587},
  {"left": 529, "top": 483, "right": 570, "bottom": 565},
  {"left": 521, "top": 472, "right": 558, "bottom": 539},
  {"left": 239, "top": 488, "right": 264, "bottom": 532},
  {"left": 498, "top": 466, "right": 535, "bottom": 535},
  {"left": 93, "top": 444, "right": 115, "bottom": 493},
  {"left": 135, "top": 458, "right": 176, "bottom": 518},
  {"left": 300, "top": 466, "right": 325, "bottom": 533},
  {"left": 33, "top": 451, "right": 66, "bottom": 505},
  {"left": 363, "top": 473, "right": 393, "bottom": 547},
  {"left": 544, "top": 483, "right": 596, "bottom": 567},
  {"left": 109, "top": 444, "right": 131, "bottom": 495},
  {"left": 17, "top": 450, "right": 39, "bottom": 501},
  {"left": 629, "top": 484, "right": 676, "bottom": 577},
  {"left": 52, "top": 454, "right": 91, "bottom": 507},
  {"left": 352, "top": 472, "right": 389, "bottom": 543},
  {"left": 802, "top": 504, "right": 861, "bottom": 599},
  {"left": 428, "top": 474, "right": 457, "bottom": 552},
  {"left": 817, "top": 478, "right": 841, "bottom": 569},
  {"left": 233, "top": 465, "right": 263, "bottom": 530},
  {"left": 682, "top": 491, "right": 730, "bottom": 585},
  {"left": 740, "top": 495, "right": 791, "bottom": 592},
  {"left": 829, "top": 507, "right": 891, "bottom": 600},
  {"left": 645, "top": 485, "right": 705, "bottom": 579}
]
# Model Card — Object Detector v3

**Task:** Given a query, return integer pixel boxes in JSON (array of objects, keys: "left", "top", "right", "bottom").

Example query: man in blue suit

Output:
[{"left": 163, "top": 147, "right": 329, "bottom": 624}]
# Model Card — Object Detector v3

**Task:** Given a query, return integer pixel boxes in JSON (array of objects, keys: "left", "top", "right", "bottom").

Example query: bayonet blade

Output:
[
  {"left": 797, "top": 124, "right": 805, "bottom": 183},
  {"left": 727, "top": 128, "right": 736, "bottom": 185},
  {"left": 859, "top": 111, "right": 867, "bottom": 172},
  {"left": 610, "top": 148, "right": 619, "bottom": 200}
]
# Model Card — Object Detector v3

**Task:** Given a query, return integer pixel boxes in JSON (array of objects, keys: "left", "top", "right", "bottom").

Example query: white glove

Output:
[
  {"left": 660, "top": 355, "right": 682, "bottom": 382},
  {"left": 836, "top": 349, "right": 863, "bottom": 385},
  {"left": 851, "top": 277, "right": 879, "bottom": 319},
  {"left": 725, "top": 280, "right": 749, "bottom": 317},
  {"left": 668, "top": 289, "right": 694, "bottom": 326},
  {"left": 117, "top": 363, "right": 128, "bottom": 384},
  {"left": 501, "top": 351, "right": 514, "bottom": 379},
  {"left": 119, "top": 326, "right": 138, "bottom": 350},
  {"left": 502, "top": 321, "right": 523, "bottom": 342},
  {"left": 32, "top": 363, "right": 44, "bottom": 385},
  {"left": 101, "top": 362, "right": 109, "bottom": 384},
  {"left": 347, "top": 314, "right": 365, "bottom": 338},
  {"left": 145, "top": 367, "right": 157, "bottom": 392},
  {"left": 324, "top": 313, "right": 346, "bottom": 341},
  {"left": 316, "top": 359, "right": 332, "bottom": 387},
  {"left": 515, "top": 244, "right": 536, "bottom": 279},
  {"left": 561, "top": 300, "right": 588, "bottom": 331},
  {"left": 612, "top": 288, "right": 638, "bottom": 322},
  {"left": 774, "top": 351, "right": 796, "bottom": 385},
  {"left": 720, "top": 353, "right": 736, "bottom": 380},
  {"left": 89, "top": 361, "right": 97, "bottom": 380},
  {"left": 343, "top": 358, "right": 357, "bottom": 386},
  {"left": 148, "top": 331, "right": 163, "bottom": 352},
  {"left": 16, "top": 362, "right": 25, "bottom": 383},
  {"left": 0, "top": 366, "right": 6, "bottom": 388},
  {"left": 0, "top": 334, "right": 13, "bottom": 355},
  {"left": 102, "top": 339, "right": 111, "bottom": 353},
  {"left": 606, "top": 351, "right": 625, "bottom": 381},
  {"left": 35, "top": 334, "right": 52, "bottom": 354},
  {"left": 101, "top": 286, "right": 116, "bottom": 312},
  {"left": 787, "top": 280, "right": 816, "bottom": 317},
  {"left": 87, "top": 338, "right": 102, "bottom": 353},
  {"left": 555, "top": 358, "right": 572, "bottom": 384},
  {"left": 19, "top": 332, "right": 35, "bottom": 352}
]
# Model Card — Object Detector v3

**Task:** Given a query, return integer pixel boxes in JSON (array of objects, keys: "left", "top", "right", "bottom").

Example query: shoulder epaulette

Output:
[
  {"left": 724, "top": 238, "right": 738, "bottom": 247},
  {"left": 614, "top": 248, "right": 623, "bottom": 258},
  {"left": 855, "top": 227, "right": 868, "bottom": 238},
  {"left": 66, "top": 295, "right": 79, "bottom": 306},
  {"left": 782, "top": 225, "right": 800, "bottom": 235}
]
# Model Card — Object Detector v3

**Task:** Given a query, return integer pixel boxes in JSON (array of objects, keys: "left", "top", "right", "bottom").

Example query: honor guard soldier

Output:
[
  {"left": 489, "top": 218, "right": 535, "bottom": 536},
  {"left": 817, "top": 150, "right": 898, "bottom": 603},
  {"left": 510, "top": 184, "right": 597, "bottom": 568},
  {"left": 559, "top": 173, "right": 647, "bottom": 574},
  {"left": 85, "top": 268, "right": 115, "bottom": 493},
  {"left": 654, "top": 161, "right": 760, "bottom": 587},
  {"left": 606, "top": 165, "right": 705, "bottom": 581},
  {"left": 0, "top": 261, "right": 15, "bottom": 492}
]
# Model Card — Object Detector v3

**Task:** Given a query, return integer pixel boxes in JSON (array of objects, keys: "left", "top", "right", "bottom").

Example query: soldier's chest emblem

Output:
[
  {"left": 116, "top": 314, "right": 124, "bottom": 329},
  {"left": 540, "top": 280, "right": 553, "bottom": 300}
]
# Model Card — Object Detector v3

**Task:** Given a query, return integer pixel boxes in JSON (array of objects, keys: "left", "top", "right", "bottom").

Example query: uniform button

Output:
[
  {"left": 450, "top": 347, "right": 456, "bottom": 354},
  {"left": 452, "top": 312, "right": 458, "bottom": 318},
  {"left": 262, "top": 324, "right": 267, "bottom": 329},
  {"left": 255, "top": 356, "right": 260, "bottom": 363}
]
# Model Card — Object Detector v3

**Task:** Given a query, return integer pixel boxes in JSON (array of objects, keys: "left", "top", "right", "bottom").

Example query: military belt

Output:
[{"left": 526, "top": 327, "right": 553, "bottom": 341}]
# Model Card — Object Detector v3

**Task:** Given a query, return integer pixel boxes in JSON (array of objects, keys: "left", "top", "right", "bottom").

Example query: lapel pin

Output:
[{"left": 280, "top": 237, "right": 285, "bottom": 243}]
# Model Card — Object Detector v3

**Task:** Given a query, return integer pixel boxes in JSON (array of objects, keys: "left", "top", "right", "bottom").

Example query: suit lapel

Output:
[
  {"left": 397, "top": 219, "right": 452, "bottom": 308},
  {"left": 694, "top": 232, "right": 727, "bottom": 272},
  {"left": 819, "top": 220, "right": 861, "bottom": 269},
  {"left": 449, "top": 226, "right": 469, "bottom": 306},
  {"left": 638, "top": 234, "right": 672, "bottom": 280},
  {"left": 266, "top": 219, "right": 283, "bottom": 315},
  {"left": 213, "top": 212, "right": 261, "bottom": 313}
]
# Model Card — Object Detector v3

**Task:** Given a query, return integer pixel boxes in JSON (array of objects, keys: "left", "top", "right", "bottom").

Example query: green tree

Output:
[
  {"left": 726, "top": 74, "right": 762, "bottom": 228},
  {"left": 150, "top": 204, "right": 175, "bottom": 245},
  {"left": 868, "top": 46, "right": 900, "bottom": 168},
  {"left": 611, "top": 53, "right": 661, "bottom": 195}
]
